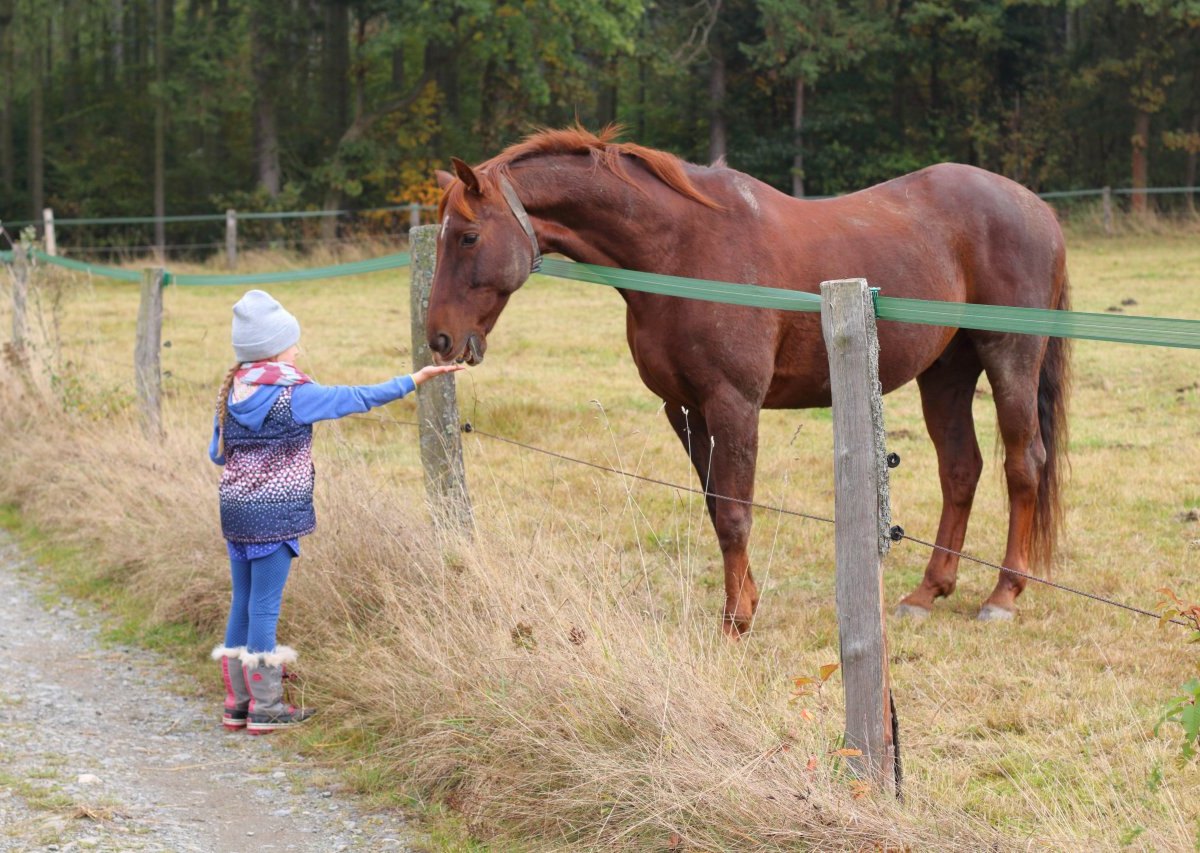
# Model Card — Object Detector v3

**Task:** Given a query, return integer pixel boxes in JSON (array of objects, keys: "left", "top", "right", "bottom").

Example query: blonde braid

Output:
[{"left": 215, "top": 363, "right": 241, "bottom": 459}]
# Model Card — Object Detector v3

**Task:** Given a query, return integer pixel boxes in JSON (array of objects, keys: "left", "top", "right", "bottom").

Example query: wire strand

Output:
[
  {"left": 898, "top": 532, "right": 1191, "bottom": 628},
  {"left": 347, "top": 410, "right": 1196, "bottom": 632}
]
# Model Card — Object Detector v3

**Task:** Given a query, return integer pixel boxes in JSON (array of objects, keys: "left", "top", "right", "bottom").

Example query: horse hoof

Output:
[
  {"left": 977, "top": 603, "right": 1015, "bottom": 622},
  {"left": 722, "top": 617, "right": 751, "bottom": 640},
  {"left": 894, "top": 603, "right": 931, "bottom": 621}
]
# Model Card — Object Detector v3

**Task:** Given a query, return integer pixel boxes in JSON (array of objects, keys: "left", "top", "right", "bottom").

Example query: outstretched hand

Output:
[{"left": 412, "top": 363, "right": 468, "bottom": 385}]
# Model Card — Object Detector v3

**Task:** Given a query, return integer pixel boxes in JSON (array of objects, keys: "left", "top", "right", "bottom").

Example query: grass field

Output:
[{"left": 2, "top": 228, "right": 1199, "bottom": 850}]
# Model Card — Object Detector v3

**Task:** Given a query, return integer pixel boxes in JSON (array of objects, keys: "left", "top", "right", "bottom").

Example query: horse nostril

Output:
[{"left": 430, "top": 333, "right": 451, "bottom": 355}]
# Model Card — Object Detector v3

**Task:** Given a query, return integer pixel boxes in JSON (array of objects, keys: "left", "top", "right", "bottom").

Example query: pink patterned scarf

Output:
[{"left": 235, "top": 361, "right": 312, "bottom": 387}]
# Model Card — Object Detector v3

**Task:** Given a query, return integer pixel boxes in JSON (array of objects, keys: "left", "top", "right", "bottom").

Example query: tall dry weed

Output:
[{"left": 0, "top": 376, "right": 1013, "bottom": 851}]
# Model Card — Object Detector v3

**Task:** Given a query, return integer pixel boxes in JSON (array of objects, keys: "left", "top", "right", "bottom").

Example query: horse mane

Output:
[{"left": 439, "top": 124, "right": 722, "bottom": 222}]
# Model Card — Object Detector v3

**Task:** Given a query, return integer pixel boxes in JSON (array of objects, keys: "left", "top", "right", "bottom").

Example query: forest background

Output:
[{"left": 1, "top": 0, "right": 1199, "bottom": 245}]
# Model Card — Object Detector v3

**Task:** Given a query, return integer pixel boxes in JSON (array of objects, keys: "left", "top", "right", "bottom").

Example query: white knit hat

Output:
[{"left": 231, "top": 290, "right": 301, "bottom": 362}]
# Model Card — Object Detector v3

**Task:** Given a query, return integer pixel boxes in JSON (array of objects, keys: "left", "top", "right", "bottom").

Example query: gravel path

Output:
[{"left": 0, "top": 533, "right": 415, "bottom": 853}]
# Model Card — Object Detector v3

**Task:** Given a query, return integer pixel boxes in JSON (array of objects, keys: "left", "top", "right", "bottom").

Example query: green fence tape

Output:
[
  {"left": 537, "top": 258, "right": 1200, "bottom": 350},
  {"left": 28, "top": 248, "right": 410, "bottom": 285},
  {"left": 0, "top": 249, "right": 12, "bottom": 262},
  {"left": 539, "top": 258, "right": 822, "bottom": 312},
  {"left": 875, "top": 296, "right": 1200, "bottom": 349},
  {"left": 19, "top": 244, "right": 1200, "bottom": 350},
  {"left": 32, "top": 249, "right": 143, "bottom": 281},
  {"left": 169, "top": 253, "right": 411, "bottom": 286}
]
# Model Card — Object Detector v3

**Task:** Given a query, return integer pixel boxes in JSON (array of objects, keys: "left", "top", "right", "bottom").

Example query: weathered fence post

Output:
[
  {"left": 409, "top": 224, "right": 473, "bottom": 534},
  {"left": 225, "top": 209, "right": 238, "bottom": 270},
  {"left": 408, "top": 203, "right": 421, "bottom": 232},
  {"left": 135, "top": 268, "right": 165, "bottom": 437},
  {"left": 1102, "top": 186, "right": 1113, "bottom": 236},
  {"left": 9, "top": 244, "right": 29, "bottom": 368},
  {"left": 42, "top": 208, "right": 56, "bottom": 256},
  {"left": 820, "top": 278, "right": 899, "bottom": 798}
]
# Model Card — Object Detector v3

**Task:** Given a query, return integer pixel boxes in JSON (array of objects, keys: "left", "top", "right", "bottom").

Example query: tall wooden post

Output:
[
  {"left": 408, "top": 202, "right": 421, "bottom": 232},
  {"left": 409, "top": 224, "right": 473, "bottom": 534},
  {"left": 225, "top": 209, "right": 238, "bottom": 270},
  {"left": 9, "top": 243, "right": 28, "bottom": 367},
  {"left": 42, "top": 207, "right": 56, "bottom": 256},
  {"left": 1102, "top": 186, "right": 1113, "bottom": 236},
  {"left": 820, "top": 278, "right": 898, "bottom": 797},
  {"left": 135, "top": 268, "right": 165, "bottom": 437}
]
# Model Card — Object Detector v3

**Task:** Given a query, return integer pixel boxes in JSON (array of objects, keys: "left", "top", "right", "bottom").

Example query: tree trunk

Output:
[
  {"left": 322, "top": 0, "right": 349, "bottom": 146},
  {"left": 637, "top": 55, "right": 647, "bottom": 140},
  {"left": 353, "top": 12, "right": 366, "bottom": 122},
  {"left": 427, "top": 38, "right": 458, "bottom": 126},
  {"left": 29, "top": 42, "right": 44, "bottom": 219},
  {"left": 320, "top": 186, "right": 341, "bottom": 244},
  {"left": 111, "top": 0, "right": 124, "bottom": 72},
  {"left": 708, "top": 46, "right": 726, "bottom": 164},
  {"left": 0, "top": 0, "right": 13, "bottom": 194},
  {"left": 1131, "top": 109, "right": 1150, "bottom": 215},
  {"left": 792, "top": 75, "right": 805, "bottom": 197},
  {"left": 250, "top": 6, "right": 281, "bottom": 197},
  {"left": 391, "top": 43, "right": 404, "bottom": 90},
  {"left": 1185, "top": 113, "right": 1198, "bottom": 217},
  {"left": 153, "top": 0, "right": 167, "bottom": 259},
  {"left": 597, "top": 58, "right": 618, "bottom": 127}
]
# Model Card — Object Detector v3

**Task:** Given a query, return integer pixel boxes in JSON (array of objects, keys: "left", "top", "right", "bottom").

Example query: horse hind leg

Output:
[
  {"left": 898, "top": 339, "right": 984, "bottom": 617},
  {"left": 975, "top": 336, "right": 1050, "bottom": 621}
]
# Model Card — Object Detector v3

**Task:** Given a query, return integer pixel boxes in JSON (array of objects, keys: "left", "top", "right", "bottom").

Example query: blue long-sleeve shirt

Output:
[
  {"left": 208, "top": 375, "right": 416, "bottom": 465},
  {"left": 210, "top": 375, "right": 417, "bottom": 559}
]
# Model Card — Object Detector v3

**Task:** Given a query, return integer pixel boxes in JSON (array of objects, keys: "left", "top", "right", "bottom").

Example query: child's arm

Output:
[
  {"left": 290, "top": 365, "right": 465, "bottom": 425},
  {"left": 208, "top": 415, "right": 226, "bottom": 465}
]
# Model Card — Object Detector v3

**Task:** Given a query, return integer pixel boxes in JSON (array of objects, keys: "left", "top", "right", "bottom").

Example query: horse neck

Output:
[{"left": 509, "top": 156, "right": 688, "bottom": 271}]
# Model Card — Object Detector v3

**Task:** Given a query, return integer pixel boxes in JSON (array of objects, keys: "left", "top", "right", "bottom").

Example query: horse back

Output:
[{"left": 659, "top": 162, "right": 1067, "bottom": 406}]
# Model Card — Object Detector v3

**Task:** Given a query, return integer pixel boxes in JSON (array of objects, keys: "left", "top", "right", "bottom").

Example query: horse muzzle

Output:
[{"left": 429, "top": 331, "right": 486, "bottom": 366}]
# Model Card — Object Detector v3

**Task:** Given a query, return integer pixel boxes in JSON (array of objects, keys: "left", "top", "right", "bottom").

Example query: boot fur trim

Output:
[
  {"left": 243, "top": 645, "right": 298, "bottom": 668},
  {"left": 211, "top": 645, "right": 247, "bottom": 661}
]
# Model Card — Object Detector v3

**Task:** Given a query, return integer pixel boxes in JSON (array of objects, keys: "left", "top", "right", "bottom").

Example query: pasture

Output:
[{"left": 2, "top": 229, "right": 1199, "bottom": 849}]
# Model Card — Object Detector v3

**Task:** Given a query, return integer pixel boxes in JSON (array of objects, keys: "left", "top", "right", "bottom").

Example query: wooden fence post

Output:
[
  {"left": 820, "top": 278, "right": 899, "bottom": 798},
  {"left": 408, "top": 203, "right": 421, "bottom": 232},
  {"left": 9, "top": 244, "right": 29, "bottom": 368},
  {"left": 409, "top": 224, "right": 473, "bottom": 534},
  {"left": 225, "top": 209, "right": 238, "bottom": 270},
  {"left": 1102, "top": 186, "right": 1113, "bottom": 236},
  {"left": 135, "top": 268, "right": 165, "bottom": 437},
  {"left": 42, "top": 207, "right": 56, "bottom": 256}
]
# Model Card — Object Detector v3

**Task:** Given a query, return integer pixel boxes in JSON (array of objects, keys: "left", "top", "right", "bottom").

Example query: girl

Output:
[{"left": 208, "top": 289, "right": 463, "bottom": 734}]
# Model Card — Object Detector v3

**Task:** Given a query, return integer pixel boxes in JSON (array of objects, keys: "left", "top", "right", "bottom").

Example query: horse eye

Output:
[{"left": 461, "top": 233, "right": 479, "bottom": 247}]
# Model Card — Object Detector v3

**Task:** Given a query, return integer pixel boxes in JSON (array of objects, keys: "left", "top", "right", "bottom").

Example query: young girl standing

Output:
[{"left": 208, "top": 289, "right": 463, "bottom": 734}]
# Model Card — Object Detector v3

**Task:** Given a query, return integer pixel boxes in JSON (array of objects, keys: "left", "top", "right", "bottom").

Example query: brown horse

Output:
[{"left": 428, "top": 126, "right": 1070, "bottom": 637}]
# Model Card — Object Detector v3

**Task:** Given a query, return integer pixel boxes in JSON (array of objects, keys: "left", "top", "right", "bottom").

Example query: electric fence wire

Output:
[{"left": 346, "top": 411, "right": 1194, "bottom": 630}]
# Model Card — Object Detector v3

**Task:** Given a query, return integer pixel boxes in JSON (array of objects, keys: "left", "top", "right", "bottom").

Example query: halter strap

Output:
[{"left": 498, "top": 175, "right": 543, "bottom": 274}]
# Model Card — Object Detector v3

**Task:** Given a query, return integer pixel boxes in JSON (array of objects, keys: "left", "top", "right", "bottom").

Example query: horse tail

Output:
[{"left": 1031, "top": 272, "right": 1072, "bottom": 571}]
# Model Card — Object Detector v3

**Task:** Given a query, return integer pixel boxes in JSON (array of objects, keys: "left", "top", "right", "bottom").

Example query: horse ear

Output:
[
  {"left": 450, "top": 157, "right": 482, "bottom": 195},
  {"left": 435, "top": 170, "right": 455, "bottom": 190}
]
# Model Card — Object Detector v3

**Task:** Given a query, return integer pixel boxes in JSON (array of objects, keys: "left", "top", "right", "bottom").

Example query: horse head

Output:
[{"left": 426, "top": 157, "right": 540, "bottom": 366}]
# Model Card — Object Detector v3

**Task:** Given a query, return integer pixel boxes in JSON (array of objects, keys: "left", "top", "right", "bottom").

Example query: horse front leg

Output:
[
  {"left": 664, "top": 404, "right": 717, "bottom": 524},
  {"left": 700, "top": 392, "right": 762, "bottom": 639}
]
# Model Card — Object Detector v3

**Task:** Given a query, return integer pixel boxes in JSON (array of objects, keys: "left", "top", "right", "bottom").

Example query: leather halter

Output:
[{"left": 497, "top": 175, "right": 543, "bottom": 274}]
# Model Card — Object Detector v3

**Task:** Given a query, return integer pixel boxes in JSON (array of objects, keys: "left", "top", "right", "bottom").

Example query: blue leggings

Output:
[{"left": 222, "top": 547, "right": 293, "bottom": 653}]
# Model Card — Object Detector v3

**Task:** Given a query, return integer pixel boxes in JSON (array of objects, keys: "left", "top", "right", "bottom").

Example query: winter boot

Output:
[
  {"left": 241, "top": 646, "right": 316, "bottom": 735},
  {"left": 212, "top": 646, "right": 250, "bottom": 730}
]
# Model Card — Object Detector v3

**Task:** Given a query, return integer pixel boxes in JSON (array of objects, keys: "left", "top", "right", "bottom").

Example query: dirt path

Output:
[{"left": 0, "top": 533, "right": 414, "bottom": 853}]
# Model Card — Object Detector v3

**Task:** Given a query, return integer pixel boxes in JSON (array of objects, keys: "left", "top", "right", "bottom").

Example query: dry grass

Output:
[{"left": 1, "top": 229, "right": 1199, "bottom": 850}]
